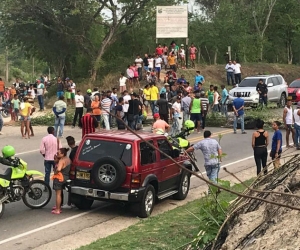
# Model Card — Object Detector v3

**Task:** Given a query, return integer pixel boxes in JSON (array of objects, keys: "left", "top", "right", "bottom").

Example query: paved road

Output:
[{"left": 0, "top": 125, "right": 294, "bottom": 249}]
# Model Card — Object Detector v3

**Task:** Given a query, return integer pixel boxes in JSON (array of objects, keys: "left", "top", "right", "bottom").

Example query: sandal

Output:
[{"left": 51, "top": 210, "right": 61, "bottom": 215}]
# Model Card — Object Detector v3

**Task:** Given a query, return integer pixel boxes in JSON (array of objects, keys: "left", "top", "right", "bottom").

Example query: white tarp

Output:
[{"left": 156, "top": 6, "right": 188, "bottom": 38}]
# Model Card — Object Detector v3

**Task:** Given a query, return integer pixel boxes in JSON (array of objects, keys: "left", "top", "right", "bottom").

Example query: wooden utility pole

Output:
[
  {"left": 228, "top": 46, "right": 232, "bottom": 61},
  {"left": 32, "top": 57, "right": 35, "bottom": 83},
  {"left": 5, "top": 46, "right": 9, "bottom": 83}
]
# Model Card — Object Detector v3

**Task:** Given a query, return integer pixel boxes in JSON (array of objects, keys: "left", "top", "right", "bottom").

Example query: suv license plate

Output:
[{"left": 76, "top": 171, "right": 90, "bottom": 180}]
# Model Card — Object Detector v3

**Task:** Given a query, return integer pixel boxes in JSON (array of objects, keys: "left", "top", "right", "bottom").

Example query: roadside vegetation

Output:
[{"left": 78, "top": 179, "right": 253, "bottom": 250}]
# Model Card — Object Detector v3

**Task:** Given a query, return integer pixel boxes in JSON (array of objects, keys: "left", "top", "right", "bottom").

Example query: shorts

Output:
[
  {"left": 14, "top": 108, "right": 19, "bottom": 114},
  {"left": 144, "top": 100, "right": 149, "bottom": 107},
  {"left": 144, "top": 66, "right": 149, "bottom": 71},
  {"left": 71, "top": 93, "right": 75, "bottom": 99},
  {"left": 19, "top": 115, "right": 31, "bottom": 121},
  {"left": 53, "top": 178, "right": 65, "bottom": 190},
  {"left": 57, "top": 91, "right": 64, "bottom": 98},
  {"left": 190, "top": 113, "right": 202, "bottom": 123},
  {"left": 270, "top": 150, "right": 282, "bottom": 160},
  {"left": 286, "top": 124, "right": 293, "bottom": 131},
  {"left": 190, "top": 54, "right": 196, "bottom": 60},
  {"left": 64, "top": 91, "right": 71, "bottom": 99},
  {"left": 155, "top": 67, "right": 161, "bottom": 72},
  {"left": 180, "top": 55, "right": 185, "bottom": 59},
  {"left": 94, "top": 115, "right": 101, "bottom": 122}
]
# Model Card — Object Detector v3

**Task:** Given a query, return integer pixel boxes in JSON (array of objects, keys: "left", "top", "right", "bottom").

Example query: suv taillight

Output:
[
  {"left": 131, "top": 173, "right": 141, "bottom": 188},
  {"left": 69, "top": 165, "right": 76, "bottom": 180}
]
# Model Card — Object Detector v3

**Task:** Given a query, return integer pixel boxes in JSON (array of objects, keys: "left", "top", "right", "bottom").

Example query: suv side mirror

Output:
[
  {"left": 267, "top": 83, "right": 274, "bottom": 87},
  {"left": 172, "top": 149, "right": 180, "bottom": 158}
]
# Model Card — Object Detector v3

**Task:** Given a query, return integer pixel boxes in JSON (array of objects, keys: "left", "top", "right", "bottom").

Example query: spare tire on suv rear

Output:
[{"left": 91, "top": 156, "right": 126, "bottom": 191}]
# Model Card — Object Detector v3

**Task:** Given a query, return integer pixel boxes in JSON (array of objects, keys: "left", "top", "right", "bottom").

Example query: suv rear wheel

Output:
[
  {"left": 173, "top": 171, "right": 190, "bottom": 200},
  {"left": 71, "top": 194, "right": 94, "bottom": 210},
  {"left": 91, "top": 156, "right": 126, "bottom": 191},
  {"left": 136, "top": 185, "right": 155, "bottom": 218}
]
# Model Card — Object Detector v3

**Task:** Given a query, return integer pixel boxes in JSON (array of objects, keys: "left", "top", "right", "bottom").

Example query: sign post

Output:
[{"left": 156, "top": 6, "right": 188, "bottom": 67}]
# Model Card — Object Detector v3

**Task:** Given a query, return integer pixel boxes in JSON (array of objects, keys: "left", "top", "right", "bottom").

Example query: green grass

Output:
[{"left": 78, "top": 179, "right": 253, "bottom": 250}]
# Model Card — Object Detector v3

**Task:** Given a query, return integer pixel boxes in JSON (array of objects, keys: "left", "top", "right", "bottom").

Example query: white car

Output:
[{"left": 228, "top": 75, "right": 287, "bottom": 107}]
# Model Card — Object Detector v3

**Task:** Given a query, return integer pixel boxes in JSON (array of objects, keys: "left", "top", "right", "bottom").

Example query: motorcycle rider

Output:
[{"left": 0, "top": 145, "right": 22, "bottom": 167}]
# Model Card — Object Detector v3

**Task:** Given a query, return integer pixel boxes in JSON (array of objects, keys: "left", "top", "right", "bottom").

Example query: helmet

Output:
[
  {"left": 185, "top": 120, "right": 195, "bottom": 130},
  {"left": 87, "top": 89, "right": 92, "bottom": 94},
  {"left": 2, "top": 145, "right": 15, "bottom": 158},
  {"left": 156, "top": 129, "right": 165, "bottom": 135}
]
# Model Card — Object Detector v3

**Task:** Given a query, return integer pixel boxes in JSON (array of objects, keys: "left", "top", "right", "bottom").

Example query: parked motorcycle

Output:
[
  {"left": 0, "top": 101, "right": 10, "bottom": 118},
  {"left": 0, "top": 146, "right": 51, "bottom": 218}
]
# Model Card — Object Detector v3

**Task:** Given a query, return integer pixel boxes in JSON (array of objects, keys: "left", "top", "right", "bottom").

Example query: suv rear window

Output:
[
  {"left": 239, "top": 78, "right": 264, "bottom": 87},
  {"left": 78, "top": 139, "right": 132, "bottom": 166}
]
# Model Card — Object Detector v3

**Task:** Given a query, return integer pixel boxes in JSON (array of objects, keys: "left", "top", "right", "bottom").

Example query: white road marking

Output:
[
  {"left": 16, "top": 149, "right": 40, "bottom": 156},
  {"left": 191, "top": 144, "right": 290, "bottom": 178},
  {"left": 0, "top": 205, "right": 109, "bottom": 246}
]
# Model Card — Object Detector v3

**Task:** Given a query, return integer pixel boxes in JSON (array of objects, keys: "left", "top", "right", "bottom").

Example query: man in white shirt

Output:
[
  {"left": 72, "top": 90, "right": 84, "bottom": 128},
  {"left": 122, "top": 90, "right": 131, "bottom": 124},
  {"left": 36, "top": 79, "right": 45, "bottom": 111},
  {"left": 135, "top": 55, "right": 143, "bottom": 81},
  {"left": 154, "top": 54, "right": 163, "bottom": 83},
  {"left": 119, "top": 73, "right": 127, "bottom": 93},
  {"left": 70, "top": 79, "right": 76, "bottom": 105},
  {"left": 233, "top": 60, "right": 242, "bottom": 84},
  {"left": 91, "top": 87, "right": 99, "bottom": 101},
  {"left": 225, "top": 60, "right": 235, "bottom": 86}
]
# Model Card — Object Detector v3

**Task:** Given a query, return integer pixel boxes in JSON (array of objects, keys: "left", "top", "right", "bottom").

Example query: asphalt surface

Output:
[{"left": 0, "top": 124, "right": 294, "bottom": 249}]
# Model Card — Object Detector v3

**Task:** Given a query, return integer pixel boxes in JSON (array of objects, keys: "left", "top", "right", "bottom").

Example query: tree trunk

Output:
[
  {"left": 287, "top": 42, "right": 293, "bottom": 65},
  {"left": 91, "top": 27, "right": 116, "bottom": 82},
  {"left": 205, "top": 46, "right": 211, "bottom": 65},
  {"left": 213, "top": 48, "right": 218, "bottom": 65}
]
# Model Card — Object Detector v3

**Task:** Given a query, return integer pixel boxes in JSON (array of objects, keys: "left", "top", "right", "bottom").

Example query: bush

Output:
[{"left": 206, "top": 112, "right": 227, "bottom": 127}]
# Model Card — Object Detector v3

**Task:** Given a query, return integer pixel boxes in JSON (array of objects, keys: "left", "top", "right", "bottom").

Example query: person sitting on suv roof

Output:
[{"left": 256, "top": 79, "right": 268, "bottom": 106}]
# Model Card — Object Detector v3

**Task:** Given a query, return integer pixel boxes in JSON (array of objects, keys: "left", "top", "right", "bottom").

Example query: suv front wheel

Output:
[
  {"left": 278, "top": 93, "right": 286, "bottom": 108},
  {"left": 136, "top": 185, "right": 155, "bottom": 218}
]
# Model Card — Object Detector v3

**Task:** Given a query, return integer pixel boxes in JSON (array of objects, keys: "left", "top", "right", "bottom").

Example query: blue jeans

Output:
[
  {"left": 294, "top": 123, "right": 300, "bottom": 147},
  {"left": 204, "top": 164, "right": 220, "bottom": 183},
  {"left": 0, "top": 115, "right": 3, "bottom": 131},
  {"left": 226, "top": 72, "right": 234, "bottom": 85},
  {"left": 171, "top": 116, "right": 180, "bottom": 136},
  {"left": 233, "top": 114, "right": 245, "bottom": 132},
  {"left": 182, "top": 110, "right": 190, "bottom": 126},
  {"left": 129, "top": 114, "right": 139, "bottom": 130},
  {"left": 149, "top": 101, "right": 157, "bottom": 115},
  {"left": 54, "top": 116, "right": 66, "bottom": 137},
  {"left": 37, "top": 95, "right": 44, "bottom": 110},
  {"left": 44, "top": 160, "right": 55, "bottom": 185},
  {"left": 221, "top": 104, "right": 228, "bottom": 118}
]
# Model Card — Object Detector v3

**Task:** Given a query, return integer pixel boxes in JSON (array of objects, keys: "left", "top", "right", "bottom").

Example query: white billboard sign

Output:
[{"left": 156, "top": 6, "right": 188, "bottom": 38}]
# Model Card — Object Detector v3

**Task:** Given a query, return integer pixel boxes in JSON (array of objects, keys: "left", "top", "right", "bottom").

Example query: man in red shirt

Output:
[
  {"left": 189, "top": 43, "right": 198, "bottom": 68},
  {"left": 81, "top": 108, "right": 99, "bottom": 138},
  {"left": 155, "top": 44, "right": 164, "bottom": 57}
]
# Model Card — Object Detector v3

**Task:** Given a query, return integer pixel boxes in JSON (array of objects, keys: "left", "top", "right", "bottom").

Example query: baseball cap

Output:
[
  {"left": 87, "top": 89, "right": 92, "bottom": 93},
  {"left": 164, "top": 83, "right": 169, "bottom": 86},
  {"left": 153, "top": 113, "right": 160, "bottom": 119},
  {"left": 297, "top": 101, "right": 300, "bottom": 107}
]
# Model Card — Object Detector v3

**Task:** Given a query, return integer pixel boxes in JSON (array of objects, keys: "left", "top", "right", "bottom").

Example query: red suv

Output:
[{"left": 69, "top": 131, "right": 193, "bottom": 218}]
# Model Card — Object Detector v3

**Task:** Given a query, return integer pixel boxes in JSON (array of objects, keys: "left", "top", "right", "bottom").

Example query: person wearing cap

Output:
[
  {"left": 84, "top": 89, "right": 92, "bottom": 109},
  {"left": 36, "top": 79, "right": 45, "bottom": 111},
  {"left": 152, "top": 113, "right": 170, "bottom": 133},
  {"left": 293, "top": 101, "right": 300, "bottom": 149},
  {"left": 56, "top": 77, "right": 64, "bottom": 99},
  {"left": 159, "top": 83, "right": 169, "bottom": 97},
  {"left": 186, "top": 130, "right": 222, "bottom": 185}
]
